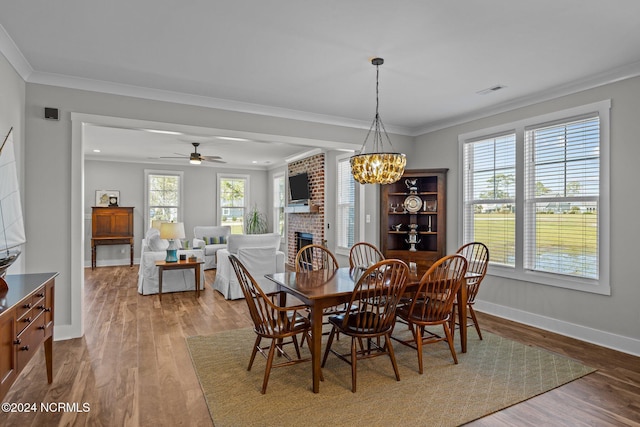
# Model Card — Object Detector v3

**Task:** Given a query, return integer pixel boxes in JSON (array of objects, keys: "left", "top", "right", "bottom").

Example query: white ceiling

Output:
[{"left": 2, "top": 1, "right": 640, "bottom": 168}]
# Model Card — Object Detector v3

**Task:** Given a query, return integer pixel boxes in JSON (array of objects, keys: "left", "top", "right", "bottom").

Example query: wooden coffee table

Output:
[{"left": 155, "top": 259, "right": 204, "bottom": 301}]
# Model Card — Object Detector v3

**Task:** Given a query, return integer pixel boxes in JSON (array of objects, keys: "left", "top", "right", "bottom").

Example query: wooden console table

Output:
[
  {"left": 91, "top": 206, "right": 134, "bottom": 269},
  {"left": 155, "top": 259, "right": 204, "bottom": 301},
  {"left": 0, "top": 272, "right": 57, "bottom": 402}
]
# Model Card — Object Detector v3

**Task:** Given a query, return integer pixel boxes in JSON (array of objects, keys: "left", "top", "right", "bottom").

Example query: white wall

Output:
[
  {"left": 21, "top": 82, "right": 386, "bottom": 338},
  {"left": 0, "top": 52, "right": 26, "bottom": 274},
  {"left": 414, "top": 75, "right": 640, "bottom": 354},
  {"left": 84, "top": 159, "right": 269, "bottom": 265}
]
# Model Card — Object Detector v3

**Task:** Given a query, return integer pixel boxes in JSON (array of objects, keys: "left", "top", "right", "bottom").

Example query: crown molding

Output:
[{"left": 0, "top": 24, "right": 33, "bottom": 80}]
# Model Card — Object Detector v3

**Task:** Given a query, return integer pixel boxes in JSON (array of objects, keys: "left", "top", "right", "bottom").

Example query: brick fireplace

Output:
[{"left": 287, "top": 153, "right": 324, "bottom": 265}]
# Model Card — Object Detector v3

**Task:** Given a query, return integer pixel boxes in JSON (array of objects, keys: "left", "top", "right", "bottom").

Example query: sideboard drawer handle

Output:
[
  {"left": 13, "top": 339, "right": 21, "bottom": 345},
  {"left": 20, "top": 345, "right": 30, "bottom": 351},
  {"left": 23, "top": 303, "right": 32, "bottom": 309},
  {"left": 23, "top": 317, "right": 32, "bottom": 323}
]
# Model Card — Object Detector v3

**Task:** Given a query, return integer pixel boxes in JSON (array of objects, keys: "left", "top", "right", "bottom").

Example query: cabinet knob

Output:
[
  {"left": 44, "top": 307, "right": 52, "bottom": 312},
  {"left": 13, "top": 339, "right": 21, "bottom": 345},
  {"left": 24, "top": 317, "right": 32, "bottom": 323},
  {"left": 38, "top": 305, "right": 45, "bottom": 310},
  {"left": 37, "top": 293, "right": 45, "bottom": 298},
  {"left": 23, "top": 303, "right": 32, "bottom": 309},
  {"left": 38, "top": 325, "right": 46, "bottom": 330},
  {"left": 20, "top": 345, "right": 30, "bottom": 351}
]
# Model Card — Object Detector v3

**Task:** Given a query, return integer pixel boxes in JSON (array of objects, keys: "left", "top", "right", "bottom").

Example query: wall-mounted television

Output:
[{"left": 289, "top": 172, "right": 310, "bottom": 203}]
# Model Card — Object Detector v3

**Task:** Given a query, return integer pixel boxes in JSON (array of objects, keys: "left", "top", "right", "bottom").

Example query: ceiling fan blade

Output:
[
  {"left": 160, "top": 155, "right": 188, "bottom": 159},
  {"left": 203, "top": 158, "right": 226, "bottom": 163},
  {"left": 201, "top": 155, "right": 223, "bottom": 160}
]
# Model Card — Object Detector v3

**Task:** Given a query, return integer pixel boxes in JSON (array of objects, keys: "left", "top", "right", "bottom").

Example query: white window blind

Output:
[
  {"left": 463, "top": 133, "right": 516, "bottom": 267},
  {"left": 336, "top": 157, "right": 355, "bottom": 250},
  {"left": 459, "top": 100, "right": 610, "bottom": 294},
  {"left": 524, "top": 115, "right": 599, "bottom": 279}
]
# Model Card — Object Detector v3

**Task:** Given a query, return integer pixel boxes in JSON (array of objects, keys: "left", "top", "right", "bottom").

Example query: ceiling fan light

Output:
[{"left": 190, "top": 158, "right": 201, "bottom": 165}]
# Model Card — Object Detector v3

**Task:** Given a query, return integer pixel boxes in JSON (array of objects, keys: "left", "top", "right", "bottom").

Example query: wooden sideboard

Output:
[
  {"left": 0, "top": 273, "right": 57, "bottom": 402},
  {"left": 91, "top": 206, "right": 134, "bottom": 269}
]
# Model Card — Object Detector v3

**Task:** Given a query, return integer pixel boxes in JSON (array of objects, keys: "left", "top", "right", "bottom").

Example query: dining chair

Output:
[
  {"left": 393, "top": 254, "right": 467, "bottom": 374},
  {"left": 295, "top": 243, "right": 339, "bottom": 273},
  {"left": 452, "top": 242, "right": 489, "bottom": 339},
  {"left": 349, "top": 242, "right": 385, "bottom": 269},
  {"left": 295, "top": 244, "right": 341, "bottom": 344},
  {"left": 321, "top": 259, "right": 409, "bottom": 392},
  {"left": 229, "top": 254, "right": 315, "bottom": 394}
]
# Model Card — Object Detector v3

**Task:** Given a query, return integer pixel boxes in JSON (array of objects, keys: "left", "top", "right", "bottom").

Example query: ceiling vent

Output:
[{"left": 476, "top": 84, "right": 506, "bottom": 95}]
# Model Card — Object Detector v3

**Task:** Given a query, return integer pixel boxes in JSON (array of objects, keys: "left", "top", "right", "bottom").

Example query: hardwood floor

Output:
[{"left": 2, "top": 266, "right": 639, "bottom": 426}]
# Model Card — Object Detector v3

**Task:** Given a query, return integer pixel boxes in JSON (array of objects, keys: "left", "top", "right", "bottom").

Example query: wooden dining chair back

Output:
[
  {"left": 321, "top": 259, "right": 409, "bottom": 392},
  {"left": 393, "top": 254, "right": 467, "bottom": 374},
  {"left": 454, "top": 242, "right": 489, "bottom": 339},
  {"left": 349, "top": 242, "right": 385, "bottom": 269},
  {"left": 229, "top": 254, "right": 314, "bottom": 394},
  {"left": 295, "top": 244, "right": 339, "bottom": 273}
]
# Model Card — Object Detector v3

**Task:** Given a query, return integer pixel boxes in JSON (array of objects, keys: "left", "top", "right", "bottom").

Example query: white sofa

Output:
[
  {"left": 192, "top": 225, "right": 231, "bottom": 270},
  {"left": 137, "top": 229, "right": 205, "bottom": 295},
  {"left": 213, "top": 233, "right": 285, "bottom": 299}
]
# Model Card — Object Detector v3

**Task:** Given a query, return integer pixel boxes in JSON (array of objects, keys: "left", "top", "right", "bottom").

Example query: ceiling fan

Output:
[{"left": 160, "top": 142, "right": 225, "bottom": 164}]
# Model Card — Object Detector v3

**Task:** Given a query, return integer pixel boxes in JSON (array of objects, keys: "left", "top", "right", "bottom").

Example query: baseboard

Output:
[
  {"left": 54, "top": 323, "right": 82, "bottom": 341},
  {"left": 475, "top": 299, "right": 640, "bottom": 357}
]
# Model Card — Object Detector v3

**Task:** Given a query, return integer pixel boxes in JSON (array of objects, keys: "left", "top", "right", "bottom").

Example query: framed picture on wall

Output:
[{"left": 95, "top": 190, "right": 119, "bottom": 207}]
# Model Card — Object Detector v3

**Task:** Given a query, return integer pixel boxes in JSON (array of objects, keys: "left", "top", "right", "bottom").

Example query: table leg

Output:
[
  {"left": 458, "top": 283, "right": 467, "bottom": 353},
  {"left": 91, "top": 243, "right": 96, "bottom": 270},
  {"left": 195, "top": 264, "right": 201, "bottom": 298},
  {"left": 158, "top": 267, "right": 163, "bottom": 302},
  {"left": 310, "top": 304, "right": 323, "bottom": 393},
  {"left": 130, "top": 241, "right": 134, "bottom": 267}
]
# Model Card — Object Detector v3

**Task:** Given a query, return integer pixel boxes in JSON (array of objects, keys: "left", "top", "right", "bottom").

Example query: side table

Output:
[{"left": 155, "top": 259, "right": 204, "bottom": 301}]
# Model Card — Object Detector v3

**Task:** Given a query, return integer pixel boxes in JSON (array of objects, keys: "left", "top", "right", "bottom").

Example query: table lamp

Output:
[
  {"left": 159, "top": 222, "right": 185, "bottom": 262},
  {"left": 151, "top": 219, "right": 164, "bottom": 230}
]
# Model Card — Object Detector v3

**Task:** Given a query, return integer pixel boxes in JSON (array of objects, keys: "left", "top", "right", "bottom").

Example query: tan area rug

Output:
[{"left": 186, "top": 327, "right": 595, "bottom": 427}]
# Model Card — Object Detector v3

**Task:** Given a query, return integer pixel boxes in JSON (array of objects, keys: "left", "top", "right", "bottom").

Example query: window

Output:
[
  {"left": 460, "top": 100, "right": 610, "bottom": 294},
  {"left": 145, "top": 170, "right": 183, "bottom": 227},
  {"left": 219, "top": 174, "right": 249, "bottom": 234},
  {"left": 336, "top": 155, "right": 355, "bottom": 252},
  {"left": 273, "top": 173, "right": 285, "bottom": 238}
]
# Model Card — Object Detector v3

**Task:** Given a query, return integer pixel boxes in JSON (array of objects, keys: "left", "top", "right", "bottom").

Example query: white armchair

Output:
[
  {"left": 213, "top": 233, "right": 285, "bottom": 299},
  {"left": 137, "top": 229, "right": 205, "bottom": 295},
  {"left": 192, "top": 225, "right": 231, "bottom": 270}
]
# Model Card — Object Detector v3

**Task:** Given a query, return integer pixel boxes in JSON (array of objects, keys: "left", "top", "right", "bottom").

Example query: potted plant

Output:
[{"left": 245, "top": 204, "right": 267, "bottom": 234}]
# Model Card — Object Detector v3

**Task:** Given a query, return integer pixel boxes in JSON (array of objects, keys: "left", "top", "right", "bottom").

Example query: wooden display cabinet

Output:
[
  {"left": 379, "top": 169, "right": 447, "bottom": 275},
  {"left": 91, "top": 206, "right": 134, "bottom": 269}
]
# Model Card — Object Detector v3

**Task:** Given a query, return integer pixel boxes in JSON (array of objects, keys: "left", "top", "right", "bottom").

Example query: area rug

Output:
[{"left": 186, "top": 327, "right": 595, "bottom": 427}]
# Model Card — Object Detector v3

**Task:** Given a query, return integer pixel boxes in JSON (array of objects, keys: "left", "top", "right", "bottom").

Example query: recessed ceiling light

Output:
[
  {"left": 143, "top": 129, "right": 183, "bottom": 135},
  {"left": 252, "top": 160, "right": 258, "bottom": 164},
  {"left": 93, "top": 149, "right": 101, "bottom": 153},
  {"left": 217, "top": 136, "right": 250, "bottom": 142}
]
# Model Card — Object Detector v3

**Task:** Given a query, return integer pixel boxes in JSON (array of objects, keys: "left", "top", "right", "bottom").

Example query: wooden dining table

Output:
[{"left": 265, "top": 267, "right": 474, "bottom": 393}]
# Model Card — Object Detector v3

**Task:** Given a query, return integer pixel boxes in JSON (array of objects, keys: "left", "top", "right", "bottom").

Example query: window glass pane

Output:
[
  {"left": 464, "top": 134, "right": 516, "bottom": 267},
  {"left": 337, "top": 158, "right": 355, "bottom": 249},
  {"left": 526, "top": 116, "right": 600, "bottom": 278},
  {"left": 148, "top": 174, "right": 180, "bottom": 223},
  {"left": 220, "top": 177, "right": 247, "bottom": 234}
]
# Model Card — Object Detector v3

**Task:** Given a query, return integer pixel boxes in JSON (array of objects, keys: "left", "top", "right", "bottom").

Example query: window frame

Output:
[
  {"left": 458, "top": 100, "right": 611, "bottom": 295},
  {"left": 217, "top": 173, "right": 250, "bottom": 234},
  {"left": 144, "top": 169, "right": 184, "bottom": 229}
]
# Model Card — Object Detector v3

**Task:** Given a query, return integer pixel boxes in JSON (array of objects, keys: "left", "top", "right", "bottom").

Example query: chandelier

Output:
[{"left": 350, "top": 57, "right": 406, "bottom": 185}]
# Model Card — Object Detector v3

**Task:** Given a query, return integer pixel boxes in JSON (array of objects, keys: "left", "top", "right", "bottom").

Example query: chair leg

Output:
[
  {"left": 351, "top": 337, "right": 358, "bottom": 393},
  {"left": 468, "top": 305, "right": 483, "bottom": 340},
  {"left": 248, "top": 335, "right": 261, "bottom": 370},
  {"left": 292, "top": 333, "right": 302, "bottom": 359},
  {"left": 385, "top": 333, "right": 401, "bottom": 381},
  {"left": 261, "top": 340, "right": 278, "bottom": 394},
  {"left": 415, "top": 325, "right": 424, "bottom": 375},
  {"left": 321, "top": 327, "right": 337, "bottom": 367},
  {"left": 443, "top": 322, "right": 458, "bottom": 364},
  {"left": 450, "top": 304, "right": 457, "bottom": 340}
]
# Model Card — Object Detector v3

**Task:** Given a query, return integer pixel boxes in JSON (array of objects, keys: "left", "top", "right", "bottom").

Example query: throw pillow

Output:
[
  {"left": 203, "top": 236, "right": 226, "bottom": 245},
  {"left": 148, "top": 233, "right": 169, "bottom": 251},
  {"left": 181, "top": 239, "right": 191, "bottom": 249}
]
